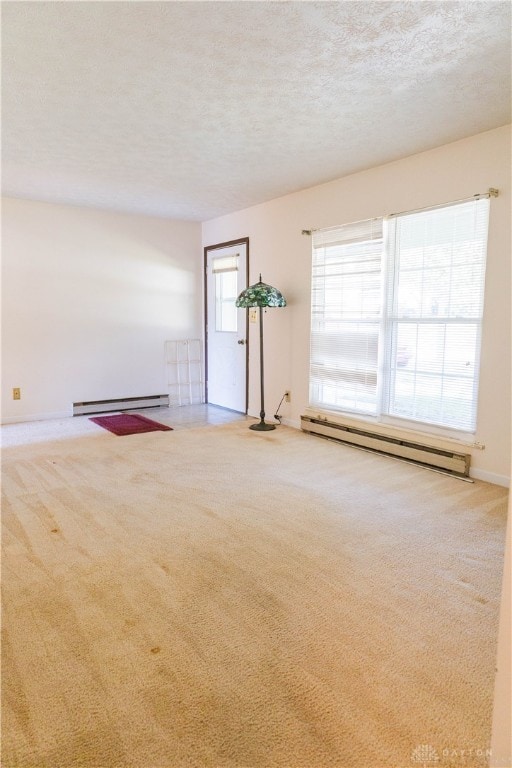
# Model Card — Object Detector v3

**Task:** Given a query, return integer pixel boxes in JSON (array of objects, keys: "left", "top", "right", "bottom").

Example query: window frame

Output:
[{"left": 309, "top": 198, "right": 490, "bottom": 439}]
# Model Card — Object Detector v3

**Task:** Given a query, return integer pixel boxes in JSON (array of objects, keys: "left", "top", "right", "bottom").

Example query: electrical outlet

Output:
[
  {"left": 249, "top": 308, "right": 258, "bottom": 324},
  {"left": 13, "top": 387, "right": 21, "bottom": 400},
  {"left": 285, "top": 391, "right": 291, "bottom": 402}
]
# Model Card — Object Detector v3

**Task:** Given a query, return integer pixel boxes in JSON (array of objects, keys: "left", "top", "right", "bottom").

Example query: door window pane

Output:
[{"left": 215, "top": 270, "right": 238, "bottom": 332}]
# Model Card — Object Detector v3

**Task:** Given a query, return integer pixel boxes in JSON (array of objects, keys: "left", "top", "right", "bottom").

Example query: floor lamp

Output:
[{"left": 236, "top": 275, "right": 287, "bottom": 431}]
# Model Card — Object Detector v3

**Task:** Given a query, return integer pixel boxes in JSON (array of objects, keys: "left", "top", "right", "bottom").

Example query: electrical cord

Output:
[{"left": 274, "top": 392, "right": 288, "bottom": 424}]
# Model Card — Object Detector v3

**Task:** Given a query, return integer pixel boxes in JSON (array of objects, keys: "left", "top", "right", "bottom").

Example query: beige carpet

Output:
[{"left": 1, "top": 421, "right": 508, "bottom": 768}]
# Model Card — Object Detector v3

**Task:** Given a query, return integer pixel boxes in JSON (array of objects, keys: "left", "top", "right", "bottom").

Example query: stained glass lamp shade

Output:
[{"left": 235, "top": 275, "right": 287, "bottom": 431}]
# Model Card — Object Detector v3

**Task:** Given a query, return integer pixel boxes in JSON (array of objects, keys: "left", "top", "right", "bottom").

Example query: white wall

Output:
[
  {"left": 1, "top": 198, "right": 202, "bottom": 421},
  {"left": 202, "top": 126, "right": 511, "bottom": 486}
]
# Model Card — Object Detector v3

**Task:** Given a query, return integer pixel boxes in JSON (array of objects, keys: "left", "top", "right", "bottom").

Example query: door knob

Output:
[{"left": 237, "top": 339, "right": 246, "bottom": 345}]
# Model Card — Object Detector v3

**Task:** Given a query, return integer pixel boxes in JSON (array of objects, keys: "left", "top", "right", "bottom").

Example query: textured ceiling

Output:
[{"left": 2, "top": 1, "right": 511, "bottom": 222}]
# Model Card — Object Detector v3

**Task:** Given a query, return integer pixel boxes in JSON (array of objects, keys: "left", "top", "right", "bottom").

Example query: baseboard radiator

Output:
[
  {"left": 73, "top": 394, "right": 169, "bottom": 416},
  {"left": 301, "top": 415, "right": 471, "bottom": 478}
]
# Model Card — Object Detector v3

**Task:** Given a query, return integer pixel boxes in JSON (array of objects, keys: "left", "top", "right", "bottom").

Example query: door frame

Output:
[{"left": 204, "top": 237, "right": 249, "bottom": 412}]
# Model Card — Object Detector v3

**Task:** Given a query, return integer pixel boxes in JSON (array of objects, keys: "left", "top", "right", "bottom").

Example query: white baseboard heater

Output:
[
  {"left": 301, "top": 415, "right": 471, "bottom": 478},
  {"left": 73, "top": 394, "right": 169, "bottom": 416}
]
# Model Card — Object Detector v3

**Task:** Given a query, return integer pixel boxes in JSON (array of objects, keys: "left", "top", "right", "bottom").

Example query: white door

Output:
[{"left": 205, "top": 240, "right": 248, "bottom": 412}]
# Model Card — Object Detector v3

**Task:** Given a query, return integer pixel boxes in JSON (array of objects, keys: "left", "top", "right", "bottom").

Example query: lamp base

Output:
[{"left": 249, "top": 421, "right": 276, "bottom": 431}]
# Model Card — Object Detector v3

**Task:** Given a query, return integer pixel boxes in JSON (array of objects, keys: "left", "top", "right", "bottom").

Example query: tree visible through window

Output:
[{"left": 310, "top": 198, "right": 490, "bottom": 434}]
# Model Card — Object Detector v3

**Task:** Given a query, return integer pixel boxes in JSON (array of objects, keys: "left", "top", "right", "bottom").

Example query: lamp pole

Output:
[
  {"left": 235, "top": 275, "right": 286, "bottom": 432},
  {"left": 250, "top": 305, "right": 275, "bottom": 431}
]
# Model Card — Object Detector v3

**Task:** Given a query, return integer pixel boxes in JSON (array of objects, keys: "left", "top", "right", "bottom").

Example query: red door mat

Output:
[{"left": 90, "top": 413, "right": 173, "bottom": 436}]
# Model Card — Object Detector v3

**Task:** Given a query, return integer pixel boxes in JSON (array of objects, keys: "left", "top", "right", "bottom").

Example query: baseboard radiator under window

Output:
[
  {"left": 301, "top": 415, "right": 471, "bottom": 478},
  {"left": 73, "top": 394, "right": 169, "bottom": 416}
]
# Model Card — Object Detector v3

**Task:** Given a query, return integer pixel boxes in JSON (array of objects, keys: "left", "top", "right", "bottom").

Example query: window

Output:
[
  {"left": 310, "top": 198, "right": 490, "bottom": 434},
  {"left": 213, "top": 255, "right": 239, "bottom": 332},
  {"left": 310, "top": 218, "right": 383, "bottom": 415}
]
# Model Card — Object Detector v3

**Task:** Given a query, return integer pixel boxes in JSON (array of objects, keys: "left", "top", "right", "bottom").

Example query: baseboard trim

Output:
[
  {"left": 1, "top": 410, "right": 71, "bottom": 425},
  {"left": 281, "top": 418, "right": 301, "bottom": 429},
  {"left": 470, "top": 468, "right": 510, "bottom": 488}
]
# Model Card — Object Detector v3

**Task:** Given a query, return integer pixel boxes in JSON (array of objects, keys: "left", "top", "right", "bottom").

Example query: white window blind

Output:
[
  {"left": 310, "top": 219, "right": 383, "bottom": 415},
  {"left": 212, "top": 254, "right": 239, "bottom": 273},
  {"left": 309, "top": 198, "right": 490, "bottom": 434}
]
